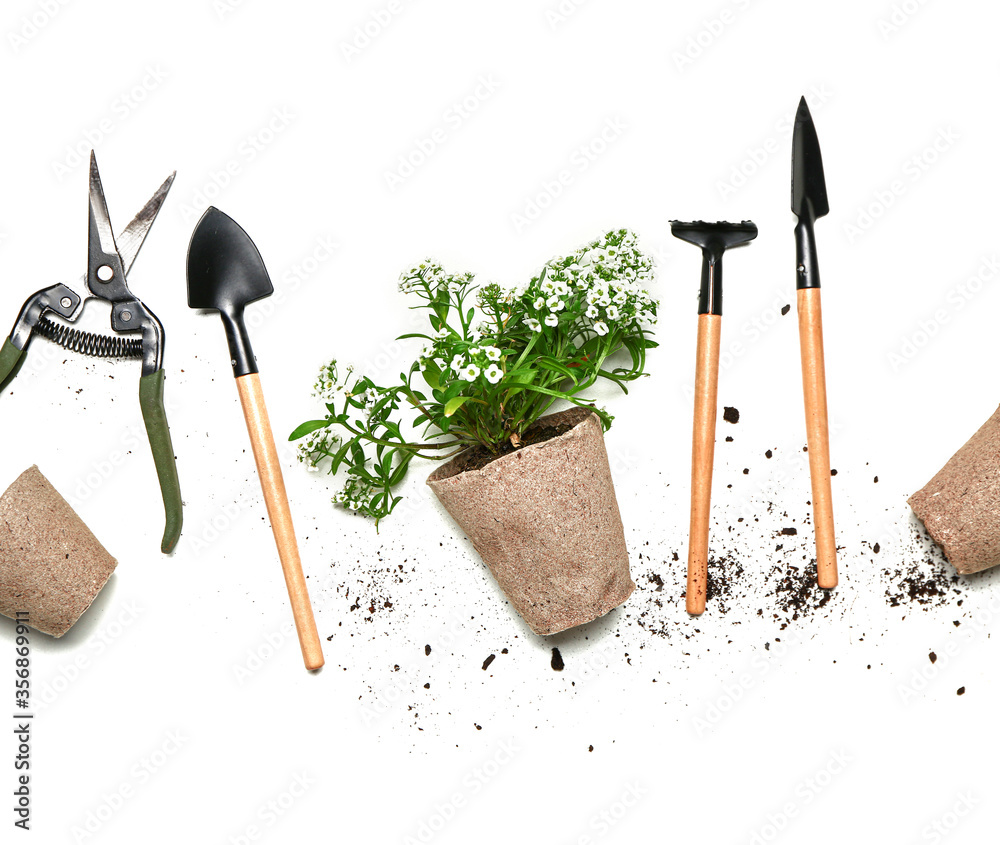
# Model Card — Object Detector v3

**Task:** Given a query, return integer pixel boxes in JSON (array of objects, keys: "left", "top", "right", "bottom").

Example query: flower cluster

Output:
[
  {"left": 521, "top": 229, "right": 657, "bottom": 339},
  {"left": 332, "top": 475, "right": 375, "bottom": 511}
]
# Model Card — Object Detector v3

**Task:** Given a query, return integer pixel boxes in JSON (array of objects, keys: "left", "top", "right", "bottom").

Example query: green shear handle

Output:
[
  {"left": 139, "top": 369, "right": 182, "bottom": 553},
  {"left": 0, "top": 338, "right": 26, "bottom": 389}
]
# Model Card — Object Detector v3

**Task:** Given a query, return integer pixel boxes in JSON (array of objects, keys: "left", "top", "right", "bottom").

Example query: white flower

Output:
[
  {"left": 484, "top": 346, "right": 501, "bottom": 361},
  {"left": 435, "top": 327, "right": 450, "bottom": 339},
  {"left": 586, "top": 305, "right": 599, "bottom": 318},
  {"left": 606, "top": 305, "right": 620, "bottom": 321},
  {"left": 546, "top": 295, "right": 565, "bottom": 312},
  {"left": 450, "top": 354, "right": 465, "bottom": 373},
  {"left": 461, "top": 364, "right": 481, "bottom": 381},
  {"left": 541, "top": 279, "right": 556, "bottom": 294},
  {"left": 534, "top": 296, "right": 546, "bottom": 309},
  {"left": 594, "top": 321, "right": 609, "bottom": 336},
  {"left": 526, "top": 317, "right": 542, "bottom": 332},
  {"left": 613, "top": 290, "right": 628, "bottom": 305},
  {"left": 554, "top": 282, "right": 569, "bottom": 295},
  {"left": 545, "top": 314, "right": 559, "bottom": 327},
  {"left": 468, "top": 346, "right": 481, "bottom": 357},
  {"left": 597, "top": 294, "right": 611, "bottom": 307},
  {"left": 484, "top": 363, "right": 503, "bottom": 384}
]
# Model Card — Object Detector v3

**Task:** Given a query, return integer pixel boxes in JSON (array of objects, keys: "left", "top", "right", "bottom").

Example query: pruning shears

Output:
[{"left": 0, "top": 152, "right": 182, "bottom": 552}]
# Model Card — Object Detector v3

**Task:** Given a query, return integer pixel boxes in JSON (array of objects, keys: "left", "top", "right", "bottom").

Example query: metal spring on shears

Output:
[{"left": 35, "top": 315, "right": 142, "bottom": 359}]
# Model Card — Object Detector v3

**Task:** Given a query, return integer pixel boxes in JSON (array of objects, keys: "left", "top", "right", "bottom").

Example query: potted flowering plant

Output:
[{"left": 291, "top": 229, "right": 658, "bottom": 634}]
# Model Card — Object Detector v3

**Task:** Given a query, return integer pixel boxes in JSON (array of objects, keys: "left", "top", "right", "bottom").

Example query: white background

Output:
[{"left": 0, "top": 0, "right": 997, "bottom": 842}]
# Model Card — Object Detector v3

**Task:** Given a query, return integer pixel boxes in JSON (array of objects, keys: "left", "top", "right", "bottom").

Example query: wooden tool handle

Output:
[
  {"left": 236, "top": 373, "right": 325, "bottom": 670},
  {"left": 688, "top": 314, "right": 722, "bottom": 615},
  {"left": 797, "top": 288, "right": 838, "bottom": 589}
]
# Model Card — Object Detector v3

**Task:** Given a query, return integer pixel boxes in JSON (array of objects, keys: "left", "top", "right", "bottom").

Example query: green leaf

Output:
[
  {"left": 423, "top": 364, "right": 442, "bottom": 391},
  {"left": 289, "top": 420, "right": 329, "bottom": 440},
  {"left": 444, "top": 396, "right": 471, "bottom": 417}
]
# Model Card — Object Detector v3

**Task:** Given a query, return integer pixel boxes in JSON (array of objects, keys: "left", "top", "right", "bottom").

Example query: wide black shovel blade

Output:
[{"left": 186, "top": 207, "right": 273, "bottom": 376}]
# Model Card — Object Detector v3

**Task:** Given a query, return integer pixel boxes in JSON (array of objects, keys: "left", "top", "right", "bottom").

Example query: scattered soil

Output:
[
  {"left": 482, "top": 654, "right": 496, "bottom": 671},
  {"left": 723, "top": 406, "right": 740, "bottom": 424},
  {"left": 551, "top": 648, "right": 565, "bottom": 671},
  {"left": 883, "top": 541, "right": 963, "bottom": 609}
]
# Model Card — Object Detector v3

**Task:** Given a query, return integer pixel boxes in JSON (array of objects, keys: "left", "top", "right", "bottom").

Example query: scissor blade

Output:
[
  {"left": 89, "top": 152, "right": 121, "bottom": 260},
  {"left": 791, "top": 96, "right": 829, "bottom": 222},
  {"left": 116, "top": 171, "right": 176, "bottom": 273}
]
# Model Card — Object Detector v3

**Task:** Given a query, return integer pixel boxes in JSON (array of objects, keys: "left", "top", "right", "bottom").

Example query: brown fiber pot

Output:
[
  {"left": 426, "top": 407, "right": 634, "bottom": 635},
  {"left": 0, "top": 466, "right": 118, "bottom": 637}
]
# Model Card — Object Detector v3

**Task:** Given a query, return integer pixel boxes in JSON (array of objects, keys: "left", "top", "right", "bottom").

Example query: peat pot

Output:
[{"left": 426, "top": 407, "right": 634, "bottom": 635}]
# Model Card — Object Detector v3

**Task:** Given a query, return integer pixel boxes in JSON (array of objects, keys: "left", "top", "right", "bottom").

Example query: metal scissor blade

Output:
[
  {"left": 116, "top": 170, "right": 176, "bottom": 274},
  {"left": 89, "top": 152, "right": 120, "bottom": 260},
  {"left": 87, "top": 152, "right": 130, "bottom": 300}
]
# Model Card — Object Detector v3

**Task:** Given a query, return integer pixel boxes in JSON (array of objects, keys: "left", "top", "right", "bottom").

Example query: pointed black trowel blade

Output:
[{"left": 791, "top": 97, "right": 829, "bottom": 221}]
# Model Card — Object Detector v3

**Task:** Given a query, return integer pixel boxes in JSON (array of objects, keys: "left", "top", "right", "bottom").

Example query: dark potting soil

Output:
[
  {"left": 459, "top": 423, "right": 576, "bottom": 473},
  {"left": 551, "top": 648, "right": 565, "bottom": 671},
  {"left": 723, "top": 406, "right": 740, "bottom": 424}
]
